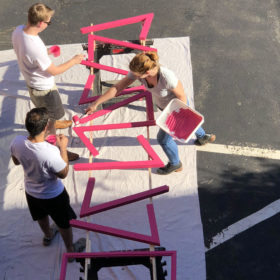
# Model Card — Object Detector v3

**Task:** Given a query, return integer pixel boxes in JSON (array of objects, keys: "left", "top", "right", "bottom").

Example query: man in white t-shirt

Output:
[
  {"left": 10, "top": 107, "right": 85, "bottom": 258},
  {"left": 12, "top": 3, "right": 83, "bottom": 160}
]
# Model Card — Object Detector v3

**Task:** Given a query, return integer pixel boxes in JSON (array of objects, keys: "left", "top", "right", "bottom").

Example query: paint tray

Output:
[{"left": 156, "top": 98, "right": 204, "bottom": 143}]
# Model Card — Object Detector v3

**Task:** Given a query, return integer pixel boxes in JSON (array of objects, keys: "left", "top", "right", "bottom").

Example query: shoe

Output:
[
  {"left": 156, "top": 161, "right": 183, "bottom": 175},
  {"left": 55, "top": 120, "right": 72, "bottom": 129},
  {"left": 67, "top": 150, "right": 79, "bottom": 161},
  {"left": 195, "top": 134, "right": 216, "bottom": 146},
  {"left": 43, "top": 224, "right": 58, "bottom": 246},
  {"left": 68, "top": 238, "right": 86, "bottom": 263}
]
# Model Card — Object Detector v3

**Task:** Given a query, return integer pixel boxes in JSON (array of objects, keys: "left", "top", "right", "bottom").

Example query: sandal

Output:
[{"left": 42, "top": 224, "right": 58, "bottom": 246}]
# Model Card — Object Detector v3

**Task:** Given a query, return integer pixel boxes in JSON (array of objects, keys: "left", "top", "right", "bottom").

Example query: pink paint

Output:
[
  {"left": 92, "top": 35, "right": 157, "bottom": 52},
  {"left": 71, "top": 203, "right": 160, "bottom": 245},
  {"left": 80, "top": 177, "right": 169, "bottom": 217},
  {"left": 49, "top": 45, "right": 60, "bottom": 57},
  {"left": 72, "top": 115, "right": 80, "bottom": 125},
  {"left": 165, "top": 108, "right": 203, "bottom": 140},
  {"left": 60, "top": 250, "right": 177, "bottom": 280},
  {"left": 74, "top": 134, "right": 163, "bottom": 171},
  {"left": 45, "top": 134, "right": 56, "bottom": 145}
]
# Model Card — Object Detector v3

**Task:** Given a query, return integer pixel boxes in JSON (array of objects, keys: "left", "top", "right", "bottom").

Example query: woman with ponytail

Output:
[{"left": 86, "top": 52, "right": 215, "bottom": 175}]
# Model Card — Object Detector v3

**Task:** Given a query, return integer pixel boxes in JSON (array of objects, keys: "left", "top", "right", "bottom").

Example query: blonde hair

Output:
[
  {"left": 129, "top": 51, "right": 159, "bottom": 75},
  {"left": 28, "top": 3, "right": 54, "bottom": 25}
]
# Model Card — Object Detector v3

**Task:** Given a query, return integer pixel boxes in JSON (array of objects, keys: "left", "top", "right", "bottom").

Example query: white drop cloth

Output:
[{"left": 0, "top": 37, "right": 205, "bottom": 280}]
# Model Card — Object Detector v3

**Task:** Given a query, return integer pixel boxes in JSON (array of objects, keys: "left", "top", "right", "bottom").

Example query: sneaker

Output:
[
  {"left": 67, "top": 150, "right": 79, "bottom": 161},
  {"left": 156, "top": 161, "right": 183, "bottom": 175},
  {"left": 55, "top": 120, "right": 72, "bottom": 129},
  {"left": 195, "top": 134, "right": 216, "bottom": 146},
  {"left": 43, "top": 224, "right": 58, "bottom": 246},
  {"left": 68, "top": 238, "right": 86, "bottom": 263}
]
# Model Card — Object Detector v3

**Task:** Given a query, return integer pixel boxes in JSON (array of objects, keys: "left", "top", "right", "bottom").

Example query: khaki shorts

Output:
[{"left": 28, "top": 84, "right": 65, "bottom": 120}]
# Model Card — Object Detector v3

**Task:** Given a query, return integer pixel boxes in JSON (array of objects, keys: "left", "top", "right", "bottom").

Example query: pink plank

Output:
[
  {"left": 80, "top": 181, "right": 169, "bottom": 217},
  {"left": 77, "top": 91, "right": 154, "bottom": 124},
  {"left": 73, "top": 126, "right": 99, "bottom": 157},
  {"left": 147, "top": 204, "right": 160, "bottom": 243},
  {"left": 80, "top": 13, "right": 153, "bottom": 34},
  {"left": 139, "top": 13, "right": 154, "bottom": 40},
  {"left": 92, "top": 35, "right": 157, "bottom": 52},
  {"left": 60, "top": 250, "right": 177, "bottom": 280},
  {"left": 88, "top": 34, "right": 94, "bottom": 62},
  {"left": 78, "top": 74, "right": 95, "bottom": 105},
  {"left": 74, "top": 159, "right": 163, "bottom": 171},
  {"left": 80, "top": 177, "right": 96, "bottom": 216},
  {"left": 81, "top": 60, "right": 128, "bottom": 75},
  {"left": 70, "top": 219, "right": 159, "bottom": 245}
]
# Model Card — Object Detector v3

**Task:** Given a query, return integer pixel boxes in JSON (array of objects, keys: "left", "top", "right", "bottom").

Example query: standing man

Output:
[
  {"left": 10, "top": 107, "right": 85, "bottom": 259},
  {"left": 12, "top": 3, "right": 83, "bottom": 160}
]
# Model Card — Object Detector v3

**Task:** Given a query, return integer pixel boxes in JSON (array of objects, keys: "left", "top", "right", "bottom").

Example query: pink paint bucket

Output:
[{"left": 49, "top": 45, "right": 60, "bottom": 57}]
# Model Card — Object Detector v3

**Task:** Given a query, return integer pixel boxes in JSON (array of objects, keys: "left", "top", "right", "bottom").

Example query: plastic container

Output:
[
  {"left": 49, "top": 45, "right": 60, "bottom": 57},
  {"left": 156, "top": 98, "right": 204, "bottom": 143}
]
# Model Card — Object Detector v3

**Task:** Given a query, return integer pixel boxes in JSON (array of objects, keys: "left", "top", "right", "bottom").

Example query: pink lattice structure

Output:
[
  {"left": 60, "top": 250, "right": 177, "bottom": 280},
  {"left": 71, "top": 203, "right": 160, "bottom": 245},
  {"left": 79, "top": 13, "right": 156, "bottom": 105},
  {"left": 74, "top": 90, "right": 154, "bottom": 125},
  {"left": 80, "top": 177, "right": 169, "bottom": 217}
]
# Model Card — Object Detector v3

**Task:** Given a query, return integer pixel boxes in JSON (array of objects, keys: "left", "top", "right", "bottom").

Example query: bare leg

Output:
[
  {"left": 45, "top": 118, "right": 56, "bottom": 138},
  {"left": 58, "top": 227, "right": 74, "bottom": 252},
  {"left": 37, "top": 216, "right": 52, "bottom": 238}
]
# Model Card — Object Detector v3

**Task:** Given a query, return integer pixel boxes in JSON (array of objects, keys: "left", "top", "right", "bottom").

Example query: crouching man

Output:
[{"left": 10, "top": 107, "right": 85, "bottom": 260}]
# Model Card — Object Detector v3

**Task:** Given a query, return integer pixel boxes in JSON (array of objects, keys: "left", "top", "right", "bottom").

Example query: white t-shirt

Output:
[
  {"left": 12, "top": 25, "right": 55, "bottom": 90},
  {"left": 127, "top": 66, "right": 180, "bottom": 110},
  {"left": 10, "top": 135, "right": 66, "bottom": 199}
]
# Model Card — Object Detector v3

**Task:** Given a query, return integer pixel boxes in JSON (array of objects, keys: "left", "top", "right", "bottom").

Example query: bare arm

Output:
[
  {"left": 171, "top": 80, "right": 188, "bottom": 104},
  {"left": 11, "top": 155, "right": 20, "bottom": 165},
  {"left": 46, "top": 54, "right": 84, "bottom": 76},
  {"left": 86, "top": 76, "right": 134, "bottom": 114},
  {"left": 54, "top": 134, "right": 69, "bottom": 179}
]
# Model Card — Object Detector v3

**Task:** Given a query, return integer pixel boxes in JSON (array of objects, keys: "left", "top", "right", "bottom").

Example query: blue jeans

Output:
[{"left": 157, "top": 127, "right": 206, "bottom": 166}]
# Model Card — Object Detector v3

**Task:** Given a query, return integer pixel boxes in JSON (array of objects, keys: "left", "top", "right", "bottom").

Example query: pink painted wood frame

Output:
[
  {"left": 80, "top": 13, "right": 154, "bottom": 41},
  {"left": 75, "top": 91, "right": 154, "bottom": 125},
  {"left": 91, "top": 35, "right": 157, "bottom": 52},
  {"left": 88, "top": 34, "right": 94, "bottom": 62},
  {"left": 79, "top": 74, "right": 96, "bottom": 105},
  {"left": 81, "top": 60, "right": 128, "bottom": 75},
  {"left": 60, "top": 250, "right": 176, "bottom": 280},
  {"left": 80, "top": 178, "right": 169, "bottom": 217},
  {"left": 71, "top": 203, "right": 160, "bottom": 245},
  {"left": 73, "top": 134, "right": 164, "bottom": 171},
  {"left": 79, "top": 83, "right": 146, "bottom": 105}
]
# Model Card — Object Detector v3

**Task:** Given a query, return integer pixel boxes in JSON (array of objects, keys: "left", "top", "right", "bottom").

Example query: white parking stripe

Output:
[
  {"left": 196, "top": 143, "right": 280, "bottom": 160},
  {"left": 206, "top": 199, "right": 280, "bottom": 251}
]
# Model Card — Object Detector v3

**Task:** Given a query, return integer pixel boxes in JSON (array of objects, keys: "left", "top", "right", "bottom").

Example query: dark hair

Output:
[{"left": 25, "top": 107, "right": 49, "bottom": 138}]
